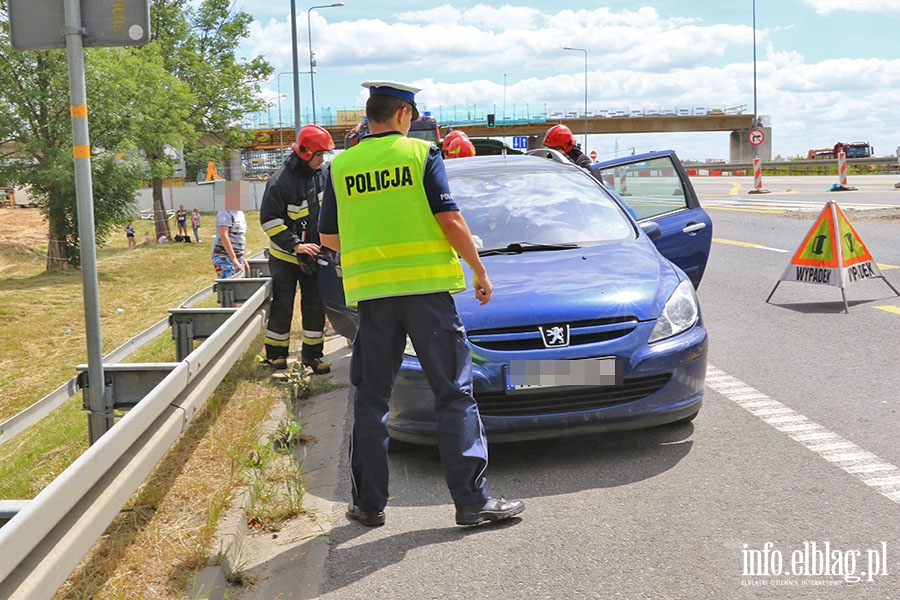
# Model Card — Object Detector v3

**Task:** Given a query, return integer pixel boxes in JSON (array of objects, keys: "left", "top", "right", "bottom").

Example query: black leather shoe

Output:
[
  {"left": 456, "top": 496, "right": 525, "bottom": 526},
  {"left": 346, "top": 504, "right": 385, "bottom": 527}
]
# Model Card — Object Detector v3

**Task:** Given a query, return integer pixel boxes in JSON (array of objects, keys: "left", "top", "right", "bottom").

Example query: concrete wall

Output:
[
  {"left": 134, "top": 181, "right": 269, "bottom": 213},
  {"left": 730, "top": 127, "right": 772, "bottom": 162}
]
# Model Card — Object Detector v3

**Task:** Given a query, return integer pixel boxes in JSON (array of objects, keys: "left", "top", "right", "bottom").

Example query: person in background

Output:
[
  {"left": 542, "top": 124, "right": 592, "bottom": 169},
  {"left": 320, "top": 80, "right": 525, "bottom": 528},
  {"left": 445, "top": 136, "right": 476, "bottom": 159},
  {"left": 175, "top": 204, "right": 189, "bottom": 241},
  {"left": 211, "top": 208, "right": 247, "bottom": 279},
  {"left": 191, "top": 208, "right": 201, "bottom": 243},
  {"left": 125, "top": 220, "right": 136, "bottom": 248},
  {"left": 259, "top": 125, "right": 334, "bottom": 373}
]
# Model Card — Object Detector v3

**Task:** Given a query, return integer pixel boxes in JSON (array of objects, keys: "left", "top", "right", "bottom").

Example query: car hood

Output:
[{"left": 458, "top": 238, "right": 680, "bottom": 328}]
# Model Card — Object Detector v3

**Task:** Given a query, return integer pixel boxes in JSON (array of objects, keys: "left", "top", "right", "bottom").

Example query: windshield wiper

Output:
[{"left": 478, "top": 241, "right": 580, "bottom": 256}]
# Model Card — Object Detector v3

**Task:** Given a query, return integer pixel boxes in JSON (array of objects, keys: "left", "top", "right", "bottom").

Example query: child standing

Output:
[
  {"left": 125, "top": 220, "right": 136, "bottom": 248},
  {"left": 191, "top": 208, "right": 201, "bottom": 243}
]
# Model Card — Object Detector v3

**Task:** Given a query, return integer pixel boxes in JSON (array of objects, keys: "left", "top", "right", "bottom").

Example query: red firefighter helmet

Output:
[
  {"left": 445, "top": 137, "right": 476, "bottom": 159},
  {"left": 542, "top": 124, "right": 576, "bottom": 153},
  {"left": 441, "top": 130, "right": 470, "bottom": 154},
  {"left": 292, "top": 124, "right": 335, "bottom": 161}
]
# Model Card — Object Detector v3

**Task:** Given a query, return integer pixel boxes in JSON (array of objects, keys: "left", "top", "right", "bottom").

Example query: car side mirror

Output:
[{"left": 640, "top": 221, "right": 662, "bottom": 241}]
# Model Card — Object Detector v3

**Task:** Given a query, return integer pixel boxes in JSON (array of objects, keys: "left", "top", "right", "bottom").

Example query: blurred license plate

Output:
[{"left": 506, "top": 357, "right": 620, "bottom": 390}]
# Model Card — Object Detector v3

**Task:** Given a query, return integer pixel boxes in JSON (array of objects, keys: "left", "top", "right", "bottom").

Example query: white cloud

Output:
[
  {"left": 803, "top": 0, "right": 900, "bottom": 18},
  {"left": 243, "top": 4, "right": 900, "bottom": 159}
]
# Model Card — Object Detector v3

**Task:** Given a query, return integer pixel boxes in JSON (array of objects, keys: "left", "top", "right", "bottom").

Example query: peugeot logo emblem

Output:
[{"left": 540, "top": 324, "right": 570, "bottom": 348}]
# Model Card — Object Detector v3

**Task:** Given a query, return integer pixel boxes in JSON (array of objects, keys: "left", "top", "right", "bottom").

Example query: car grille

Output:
[
  {"left": 467, "top": 316, "right": 638, "bottom": 351},
  {"left": 475, "top": 373, "right": 671, "bottom": 417}
]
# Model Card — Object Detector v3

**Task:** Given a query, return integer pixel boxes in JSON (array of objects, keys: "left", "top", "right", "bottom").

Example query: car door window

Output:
[{"left": 595, "top": 156, "right": 688, "bottom": 221}]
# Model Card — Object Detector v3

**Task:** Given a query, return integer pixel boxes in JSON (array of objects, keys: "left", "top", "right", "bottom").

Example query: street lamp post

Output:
[
  {"left": 563, "top": 46, "right": 588, "bottom": 151},
  {"left": 276, "top": 71, "right": 294, "bottom": 151},
  {"left": 290, "top": 0, "right": 301, "bottom": 136},
  {"left": 308, "top": 3, "right": 344, "bottom": 125}
]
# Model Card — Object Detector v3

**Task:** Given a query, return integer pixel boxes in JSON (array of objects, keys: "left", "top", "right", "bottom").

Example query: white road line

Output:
[{"left": 706, "top": 365, "right": 900, "bottom": 506}]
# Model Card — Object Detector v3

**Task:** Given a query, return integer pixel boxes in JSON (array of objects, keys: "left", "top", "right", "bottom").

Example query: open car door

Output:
[{"left": 592, "top": 150, "right": 712, "bottom": 288}]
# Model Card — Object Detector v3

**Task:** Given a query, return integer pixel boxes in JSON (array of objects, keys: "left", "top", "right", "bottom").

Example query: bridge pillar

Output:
[{"left": 730, "top": 127, "right": 772, "bottom": 162}]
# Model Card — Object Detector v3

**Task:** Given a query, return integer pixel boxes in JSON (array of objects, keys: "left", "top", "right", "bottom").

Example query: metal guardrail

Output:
[
  {"left": 0, "top": 284, "right": 215, "bottom": 448},
  {"left": 0, "top": 278, "right": 271, "bottom": 599},
  {"left": 684, "top": 156, "right": 900, "bottom": 175}
]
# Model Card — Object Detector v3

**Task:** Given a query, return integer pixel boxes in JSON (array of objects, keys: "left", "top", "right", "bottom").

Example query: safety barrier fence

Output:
[
  {"left": 683, "top": 156, "right": 900, "bottom": 177},
  {"left": 0, "top": 264, "right": 272, "bottom": 599}
]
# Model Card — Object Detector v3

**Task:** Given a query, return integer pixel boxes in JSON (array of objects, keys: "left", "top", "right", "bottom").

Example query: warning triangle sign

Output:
[
  {"left": 789, "top": 206, "right": 839, "bottom": 269},
  {"left": 767, "top": 200, "right": 899, "bottom": 311}
]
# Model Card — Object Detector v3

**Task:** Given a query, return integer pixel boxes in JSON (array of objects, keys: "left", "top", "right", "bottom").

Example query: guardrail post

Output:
[
  {"left": 215, "top": 277, "right": 271, "bottom": 308},
  {"left": 169, "top": 308, "right": 238, "bottom": 361}
]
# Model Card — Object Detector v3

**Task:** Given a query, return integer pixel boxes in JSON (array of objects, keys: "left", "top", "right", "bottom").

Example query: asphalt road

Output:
[{"left": 233, "top": 178, "right": 900, "bottom": 600}]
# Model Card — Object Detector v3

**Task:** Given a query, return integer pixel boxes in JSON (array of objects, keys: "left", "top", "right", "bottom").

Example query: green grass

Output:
[{"left": 0, "top": 212, "right": 268, "bottom": 499}]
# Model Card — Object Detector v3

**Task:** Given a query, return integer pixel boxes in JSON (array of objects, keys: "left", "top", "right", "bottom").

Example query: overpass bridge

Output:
[{"left": 243, "top": 110, "right": 765, "bottom": 177}]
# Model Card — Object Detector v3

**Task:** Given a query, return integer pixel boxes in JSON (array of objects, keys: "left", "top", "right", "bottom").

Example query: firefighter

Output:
[
  {"left": 542, "top": 124, "right": 592, "bottom": 169},
  {"left": 441, "top": 129, "right": 470, "bottom": 158},
  {"left": 259, "top": 125, "right": 334, "bottom": 373},
  {"left": 320, "top": 81, "right": 525, "bottom": 527},
  {"left": 445, "top": 136, "right": 476, "bottom": 159}
]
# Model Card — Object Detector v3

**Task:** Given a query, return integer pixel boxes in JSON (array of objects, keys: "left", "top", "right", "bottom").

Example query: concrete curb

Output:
[{"left": 192, "top": 335, "right": 353, "bottom": 600}]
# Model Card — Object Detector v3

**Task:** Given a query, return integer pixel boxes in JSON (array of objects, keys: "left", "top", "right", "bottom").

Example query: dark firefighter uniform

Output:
[
  {"left": 259, "top": 153, "right": 327, "bottom": 367},
  {"left": 320, "top": 132, "right": 490, "bottom": 517}
]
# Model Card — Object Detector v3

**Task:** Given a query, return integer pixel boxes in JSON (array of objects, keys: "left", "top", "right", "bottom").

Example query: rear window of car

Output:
[{"left": 449, "top": 165, "right": 635, "bottom": 248}]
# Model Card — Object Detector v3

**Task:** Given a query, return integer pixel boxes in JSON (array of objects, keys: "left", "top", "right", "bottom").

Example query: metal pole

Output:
[
  {"left": 307, "top": 3, "right": 344, "bottom": 125},
  {"left": 290, "top": 0, "right": 301, "bottom": 135},
  {"left": 63, "top": 0, "right": 110, "bottom": 443},
  {"left": 752, "top": 0, "right": 758, "bottom": 126},
  {"left": 564, "top": 47, "right": 588, "bottom": 151}
]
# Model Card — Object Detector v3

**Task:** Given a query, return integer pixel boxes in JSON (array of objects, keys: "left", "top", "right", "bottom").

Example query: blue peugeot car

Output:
[{"left": 320, "top": 149, "right": 712, "bottom": 444}]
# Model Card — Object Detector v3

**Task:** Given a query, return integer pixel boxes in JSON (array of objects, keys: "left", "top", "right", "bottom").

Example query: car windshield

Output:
[{"left": 448, "top": 161, "right": 635, "bottom": 250}]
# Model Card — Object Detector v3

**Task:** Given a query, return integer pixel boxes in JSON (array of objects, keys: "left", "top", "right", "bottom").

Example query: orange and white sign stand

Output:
[
  {"left": 748, "top": 156, "right": 769, "bottom": 194},
  {"left": 828, "top": 151, "right": 857, "bottom": 192},
  {"left": 766, "top": 200, "right": 899, "bottom": 312}
]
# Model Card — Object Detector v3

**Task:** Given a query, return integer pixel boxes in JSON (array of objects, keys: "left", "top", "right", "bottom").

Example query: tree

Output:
[
  {"left": 0, "top": 0, "right": 272, "bottom": 266},
  {"left": 0, "top": 11, "right": 147, "bottom": 269},
  {"left": 141, "top": 0, "right": 272, "bottom": 240}
]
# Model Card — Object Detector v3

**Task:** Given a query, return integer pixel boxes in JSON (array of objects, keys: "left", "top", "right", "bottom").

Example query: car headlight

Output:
[{"left": 649, "top": 280, "right": 699, "bottom": 343}]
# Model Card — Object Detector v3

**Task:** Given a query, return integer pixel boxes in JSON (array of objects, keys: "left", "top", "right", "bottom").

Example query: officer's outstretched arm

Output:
[{"left": 435, "top": 210, "right": 492, "bottom": 305}]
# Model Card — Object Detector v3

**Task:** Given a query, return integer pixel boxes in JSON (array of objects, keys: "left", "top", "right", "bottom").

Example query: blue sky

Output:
[{"left": 237, "top": 1, "right": 900, "bottom": 161}]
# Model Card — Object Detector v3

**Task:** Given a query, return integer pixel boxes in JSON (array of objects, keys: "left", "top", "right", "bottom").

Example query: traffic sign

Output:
[
  {"left": 589, "top": 150, "right": 597, "bottom": 160},
  {"left": 512, "top": 136, "right": 529, "bottom": 149},
  {"left": 749, "top": 129, "right": 765, "bottom": 146},
  {"left": 8, "top": 0, "right": 150, "bottom": 50}
]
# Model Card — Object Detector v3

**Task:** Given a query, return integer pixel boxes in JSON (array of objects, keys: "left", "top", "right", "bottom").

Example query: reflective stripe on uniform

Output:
[
  {"left": 265, "top": 329, "right": 290, "bottom": 342},
  {"left": 301, "top": 330, "right": 326, "bottom": 346},
  {"left": 343, "top": 263, "right": 464, "bottom": 298},
  {"left": 341, "top": 240, "right": 453, "bottom": 269},
  {"left": 263, "top": 218, "right": 287, "bottom": 237},
  {"left": 287, "top": 201, "right": 309, "bottom": 220}
]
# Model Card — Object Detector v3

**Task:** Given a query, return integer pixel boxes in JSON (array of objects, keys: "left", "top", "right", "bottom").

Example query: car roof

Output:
[{"left": 444, "top": 153, "right": 589, "bottom": 176}]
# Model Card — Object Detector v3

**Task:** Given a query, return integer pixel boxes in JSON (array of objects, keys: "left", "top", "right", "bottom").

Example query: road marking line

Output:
[
  {"left": 712, "top": 238, "right": 789, "bottom": 253},
  {"left": 706, "top": 206, "right": 786, "bottom": 214},
  {"left": 874, "top": 306, "right": 900, "bottom": 315},
  {"left": 729, "top": 183, "right": 742, "bottom": 196},
  {"left": 707, "top": 365, "right": 900, "bottom": 505}
]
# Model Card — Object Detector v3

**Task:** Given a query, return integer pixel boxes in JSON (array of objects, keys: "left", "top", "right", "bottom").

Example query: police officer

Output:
[
  {"left": 320, "top": 81, "right": 524, "bottom": 527},
  {"left": 543, "top": 123, "right": 592, "bottom": 169},
  {"left": 259, "top": 125, "right": 334, "bottom": 373}
]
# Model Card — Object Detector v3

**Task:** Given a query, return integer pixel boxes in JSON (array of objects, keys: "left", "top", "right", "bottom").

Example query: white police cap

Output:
[{"left": 361, "top": 81, "right": 420, "bottom": 120}]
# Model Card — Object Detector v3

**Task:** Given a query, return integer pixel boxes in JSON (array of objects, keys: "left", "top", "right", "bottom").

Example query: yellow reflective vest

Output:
[{"left": 330, "top": 135, "right": 465, "bottom": 306}]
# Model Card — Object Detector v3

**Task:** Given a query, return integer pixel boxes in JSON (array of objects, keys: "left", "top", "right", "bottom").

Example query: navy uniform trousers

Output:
[{"left": 349, "top": 291, "right": 490, "bottom": 514}]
